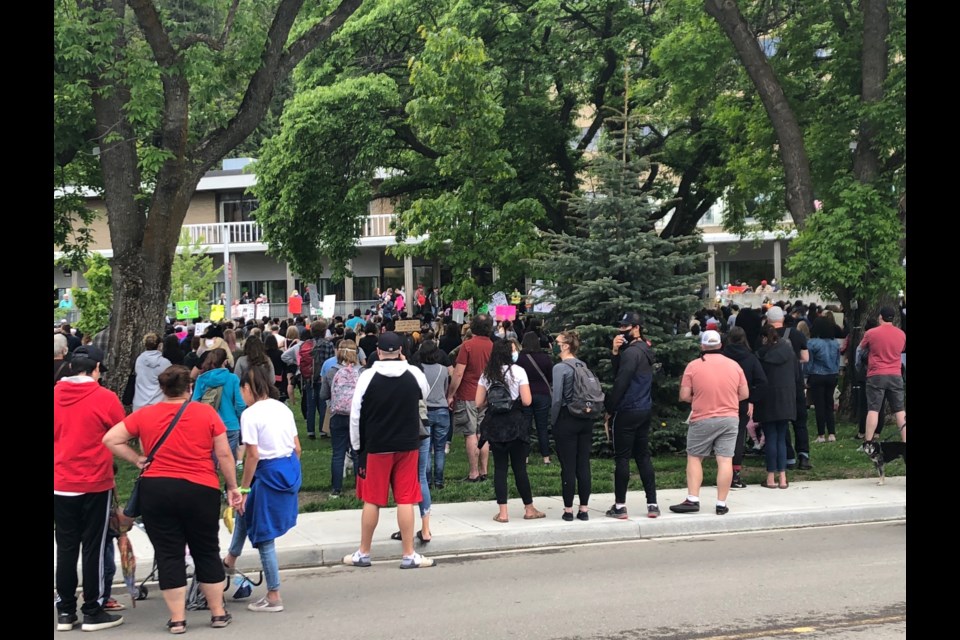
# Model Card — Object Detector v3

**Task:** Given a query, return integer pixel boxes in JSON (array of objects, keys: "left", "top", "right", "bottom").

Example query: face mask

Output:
[
  {"left": 511, "top": 351, "right": 519, "bottom": 363},
  {"left": 552, "top": 343, "right": 561, "bottom": 356},
  {"left": 620, "top": 329, "right": 633, "bottom": 343},
  {"left": 205, "top": 339, "right": 216, "bottom": 348}
]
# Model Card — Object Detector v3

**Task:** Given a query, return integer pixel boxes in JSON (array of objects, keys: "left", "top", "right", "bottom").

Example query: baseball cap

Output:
[
  {"left": 879, "top": 306, "right": 896, "bottom": 322},
  {"left": 378, "top": 331, "right": 403, "bottom": 353},
  {"left": 616, "top": 311, "right": 642, "bottom": 327},
  {"left": 766, "top": 306, "right": 785, "bottom": 323},
  {"left": 72, "top": 345, "right": 107, "bottom": 371},
  {"left": 705, "top": 318, "right": 719, "bottom": 329},
  {"left": 700, "top": 330, "right": 722, "bottom": 347}
]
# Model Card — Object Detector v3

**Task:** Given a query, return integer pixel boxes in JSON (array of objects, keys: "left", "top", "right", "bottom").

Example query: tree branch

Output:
[
  {"left": 391, "top": 123, "right": 440, "bottom": 159},
  {"left": 179, "top": 0, "right": 240, "bottom": 52}
]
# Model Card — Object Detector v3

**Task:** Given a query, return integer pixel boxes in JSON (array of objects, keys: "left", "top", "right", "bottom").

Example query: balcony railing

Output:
[{"left": 184, "top": 215, "right": 396, "bottom": 246}]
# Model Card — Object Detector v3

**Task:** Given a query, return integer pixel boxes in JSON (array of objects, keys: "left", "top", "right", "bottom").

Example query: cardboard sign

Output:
[
  {"left": 209, "top": 304, "right": 225, "bottom": 322},
  {"left": 494, "top": 305, "right": 517, "bottom": 321},
  {"left": 394, "top": 319, "right": 421, "bottom": 334},
  {"left": 176, "top": 300, "right": 199, "bottom": 320},
  {"left": 452, "top": 308, "right": 465, "bottom": 324},
  {"left": 321, "top": 294, "right": 336, "bottom": 319}
]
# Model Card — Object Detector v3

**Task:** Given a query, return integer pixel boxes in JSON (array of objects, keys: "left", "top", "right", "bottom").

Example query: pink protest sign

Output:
[
  {"left": 452, "top": 300, "right": 470, "bottom": 311},
  {"left": 494, "top": 305, "right": 517, "bottom": 321}
]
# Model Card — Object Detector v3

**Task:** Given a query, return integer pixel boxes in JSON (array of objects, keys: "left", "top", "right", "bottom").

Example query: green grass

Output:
[{"left": 113, "top": 400, "right": 905, "bottom": 512}]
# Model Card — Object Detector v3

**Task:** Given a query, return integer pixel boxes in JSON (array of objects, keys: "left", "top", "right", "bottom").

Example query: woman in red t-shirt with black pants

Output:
[{"left": 104, "top": 365, "right": 242, "bottom": 634}]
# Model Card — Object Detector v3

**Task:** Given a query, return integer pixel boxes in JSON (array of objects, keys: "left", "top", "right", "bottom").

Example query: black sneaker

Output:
[
  {"left": 669, "top": 499, "right": 701, "bottom": 514},
  {"left": 798, "top": 458, "right": 813, "bottom": 470},
  {"left": 647, "top": 505, "right": 661, "bottom": 518},
  {"left": 731, "top": 471, "right": 747, "bottom": 489},
  {"left": 576, "top": 510, "right": 590, "bottom": 521},
  {"left": 57, "top": 613, "right": 78, "bottom": 631},
  {"left": 716, "top": 504, "right": 729, "bottom": 515},
  {"left": 561, "top": 511, "right": 574, "bottom": 522},
  {"left": 81, "top": 610, "right": 124, "bottom": 632},
  {"left": 605, "top": 505, "right": 628, "bottom": 519}
]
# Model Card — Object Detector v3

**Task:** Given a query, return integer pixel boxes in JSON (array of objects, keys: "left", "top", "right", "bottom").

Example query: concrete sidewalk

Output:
[{"left": 64, "top": 476, "right": 904, "bottom": 583}]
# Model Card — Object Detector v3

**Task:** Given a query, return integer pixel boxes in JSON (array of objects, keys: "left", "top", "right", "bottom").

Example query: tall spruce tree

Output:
[{"left": 528, "top": 130, "right": 705, "bottom": 439}]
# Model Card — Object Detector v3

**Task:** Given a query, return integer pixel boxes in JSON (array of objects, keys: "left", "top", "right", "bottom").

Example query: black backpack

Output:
[
  {"left": 562, "top": 360, "right": 605, "bottom": 418},
  {"left": 486, "top": 379, "right": 514, "bottom": 414}
]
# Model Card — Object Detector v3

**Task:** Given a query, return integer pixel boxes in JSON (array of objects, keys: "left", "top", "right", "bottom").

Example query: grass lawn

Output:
[{"left": 113, "top": 398, "right": 905, "bottom": 512}]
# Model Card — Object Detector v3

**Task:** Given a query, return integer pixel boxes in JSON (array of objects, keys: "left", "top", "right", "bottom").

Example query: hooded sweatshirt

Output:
[
  {"left": 191, "top": 367, "right": 246, "bottom": 431},
  {"left": 133, "top": 350, "right": 172, "bottom": 411},
  {"left": 349, "top": 359, "right": 429, "bottom": 453},
  {"left": 54, "top": 376, "right": 126, "bottom": 493}
]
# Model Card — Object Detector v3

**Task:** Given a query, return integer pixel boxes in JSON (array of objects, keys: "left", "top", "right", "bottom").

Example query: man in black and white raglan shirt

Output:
[{"left": 343, "top": 332, "right": 433, "bottom": 569}]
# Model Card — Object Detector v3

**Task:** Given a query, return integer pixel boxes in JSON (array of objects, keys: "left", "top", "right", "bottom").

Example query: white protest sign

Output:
[{"left": 321, "top": 295, "right": 336, "bottom": 319}]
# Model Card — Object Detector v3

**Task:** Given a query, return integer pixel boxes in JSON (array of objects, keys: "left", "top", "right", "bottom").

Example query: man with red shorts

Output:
[{"left": 344, "top": 332, "right": 434, "bottom": 568}]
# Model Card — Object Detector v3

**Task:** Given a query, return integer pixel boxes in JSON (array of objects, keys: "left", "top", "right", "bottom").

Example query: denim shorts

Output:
[
  {"left": 687, "top": 417, "right": 740, "bottom": 457},
  {"left": 866, "top": 375, "right": 905, "bottom": 412}
]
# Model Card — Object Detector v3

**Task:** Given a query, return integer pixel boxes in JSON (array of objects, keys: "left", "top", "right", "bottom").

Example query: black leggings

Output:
[
  {"left": 140, "top": 477, "right": 224, "bottom": 590},
  {"left": 732, "top": 411, "right": 750, "bottom": 468},
  {"left": 490, "top": 440, "right": 533, "bottom": 505},
  {"left": 808, "top": 373, "right": 838, "bottom": 436},
  {"left": 553, "top": 410, "right": 593, "bottom": 508}
]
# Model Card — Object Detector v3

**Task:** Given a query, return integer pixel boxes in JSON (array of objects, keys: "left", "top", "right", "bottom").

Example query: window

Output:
[
  {"left": 353, "top": 277, "right": 379, "bottom": 302},
  {"left": 317, "top": 279, "right": 346, "bottom": 299},
  {"left": 220, "top": 194, "right": 259, "bottom": 223}
]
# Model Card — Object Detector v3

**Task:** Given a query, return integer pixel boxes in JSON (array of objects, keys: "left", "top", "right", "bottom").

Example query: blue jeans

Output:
[
  {"left": 304, "top": 382, "right": 325, "bottom": 436},
  {"left": 103, "top": 531, "right": 116, "bottom": 600},
  {"left": 427, "top": 408, "right": 451, "bottom": 485},
  {"left": 329, "top": 413, "right": 355, "bottom": 493},
  {"left": 418, "top": 429, "right": 432, "bottom": 517},
  {"left": 522, "top": 394, "right": 552, "bottom": 457},
  {"left": 763, "top": 420, "right": 789, "bottom": 473},
  {"left": 228, "top": 515, "right": 280, "bottom": 592}
]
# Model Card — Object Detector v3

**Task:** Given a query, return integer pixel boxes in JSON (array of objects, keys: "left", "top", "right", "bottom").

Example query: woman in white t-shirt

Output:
[
  {"left": 476, "top": 339, "right": 546, "bottom": 523},
  {"left": 222, "top": 367, "right": 301, "bottom": 613}
]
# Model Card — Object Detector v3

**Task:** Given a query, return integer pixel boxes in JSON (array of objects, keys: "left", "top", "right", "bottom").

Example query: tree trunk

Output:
[{"left": 704, "top": 0, "right": 816, "bottom": 229}]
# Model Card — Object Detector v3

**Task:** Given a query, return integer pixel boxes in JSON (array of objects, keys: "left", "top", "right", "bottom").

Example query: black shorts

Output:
[{"left": 866, "top": 375, "right": 905, "bottom": 413}]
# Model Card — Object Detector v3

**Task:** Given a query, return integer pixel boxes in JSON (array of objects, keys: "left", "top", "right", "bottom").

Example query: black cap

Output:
[
  {"left": 616, "top": 311, "right": 642, "bottom": 327},
  {"left": 72, "top": 345, "right": 107, "bottom": 371},
  {"left": 879, "top": 306, "right": 896, "bottom": 322},
  {"left": 377, "top": 331, "right": 402, "bottom": 353},
  {"left": 202, "top": 324, "right": 224, "bottom": 339}
]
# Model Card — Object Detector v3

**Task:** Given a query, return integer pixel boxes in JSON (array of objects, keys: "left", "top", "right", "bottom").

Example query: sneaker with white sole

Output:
[
  {"left": 81, "top": 610, "right": 124, "bottom": 631},
  {"left": 247, "top": 597, "right": 284, "bottom": 613},
  {"left": 400, "top": 552, "right": 435, "bottom": 569},
  {"left": 342, "top": 550, "right": 372, "bottom": 567},
  {"left": 57, "top": 613, "right": 78, "bottom": 631}
]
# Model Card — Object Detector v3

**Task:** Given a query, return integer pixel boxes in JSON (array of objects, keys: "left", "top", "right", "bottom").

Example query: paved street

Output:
[{"left": 66, "top": 521, "right": 905, "bottom": 638}]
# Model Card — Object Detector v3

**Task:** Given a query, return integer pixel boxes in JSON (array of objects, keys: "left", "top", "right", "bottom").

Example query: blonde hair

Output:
[
  {"left": 337, "top": 339, "right": 359, "bottom": 365},
  {"left": 54, "top": 333, "right": 69, "bottom": 357},
  {"left": 286, "top": 326, "right": 300, "bottom": 341},
  {"left": 558, "top": 330, "right": 581, "bottom": 355}
]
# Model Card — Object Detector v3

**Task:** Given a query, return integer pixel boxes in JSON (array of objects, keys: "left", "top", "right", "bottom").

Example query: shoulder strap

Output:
[
  {"left": 425, "top": 365, "right": 445, "bottom": 397},
  {"left": 140, "top": 399, "right": 190, "bottom": 472},
  {"left": 526, "top": 353, "right": 552, "bottom": 393}
]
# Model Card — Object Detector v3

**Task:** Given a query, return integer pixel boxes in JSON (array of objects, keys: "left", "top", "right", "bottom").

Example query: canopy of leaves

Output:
[
  {"left": 73, "top": 254, "right": 113, "bottom": 335},
  {"left": 170, "top": 229, "right": 224, "bottom": 319}
]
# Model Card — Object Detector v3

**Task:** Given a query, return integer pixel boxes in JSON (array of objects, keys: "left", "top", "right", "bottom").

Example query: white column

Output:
[
  {"left": 228, "top": 254, "right": 239, "bottom": 302},
  {"left": 222, "top": 235, "right": 232, "bottom": 305},
  {"left": 285, "top": 263, "right": 295, "bottom": 300},
  {"left": 403, "top": 254, "right": 414, "bottom": 299},
  {"left": 707, "top": 244, "right": 716, "bottom": 295},
  {"left": 773, "top": 240, "right": 783, "bottom": 280},
  {"left": 344, "top": 259, "right": 355, "bottom": 306},
  {"left": 491, "top": 265, "right": 500, "bottom": 284}
]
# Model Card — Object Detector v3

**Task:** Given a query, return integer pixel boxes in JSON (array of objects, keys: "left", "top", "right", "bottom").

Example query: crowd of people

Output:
[{"left": 54, "top": 287, "right": 906, "bottom": 630}]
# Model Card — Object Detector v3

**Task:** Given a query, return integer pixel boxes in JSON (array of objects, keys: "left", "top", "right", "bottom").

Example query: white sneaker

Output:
[
  {"left": 247, "top": 596, "right": 284, "bottom": 613},
  {"left": 815, "top": 436, "right": 826, "bottom": 443},
  {"left": 400, "top": 552, "right": 435, "bottom": 569},
  {"left": 342, "top": 550, "right": 371, "bottom": 567},
  {"left": 444, "top": 443, "right": 450, "bottom": 455}
]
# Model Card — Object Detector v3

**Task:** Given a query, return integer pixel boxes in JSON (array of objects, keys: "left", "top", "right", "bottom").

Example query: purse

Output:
[{"left": 123, "top": 400, "right": 190, "bottom": 518}]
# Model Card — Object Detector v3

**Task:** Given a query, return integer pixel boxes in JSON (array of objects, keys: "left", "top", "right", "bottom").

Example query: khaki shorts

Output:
[{"left": 454, "top": 400, "right": 486, "bottom": 436}]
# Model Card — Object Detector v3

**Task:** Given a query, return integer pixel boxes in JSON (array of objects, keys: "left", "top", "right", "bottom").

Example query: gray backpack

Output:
[{"left": 562, "top": 361, "right": 605, "bottom": 418}]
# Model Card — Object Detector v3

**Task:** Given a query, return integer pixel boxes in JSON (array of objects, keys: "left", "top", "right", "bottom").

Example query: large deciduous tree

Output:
[{"left": 54, "top": 0, "right": 364, "bottom": 392}]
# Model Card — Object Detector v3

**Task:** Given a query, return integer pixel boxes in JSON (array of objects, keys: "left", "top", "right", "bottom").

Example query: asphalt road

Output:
[{"left": 60, "top": 522, "right": 906, "bottom": 639}]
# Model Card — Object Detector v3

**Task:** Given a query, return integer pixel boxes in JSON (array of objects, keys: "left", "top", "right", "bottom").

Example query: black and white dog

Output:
[{"left": 860, "top": 437, "right": 907, "bottom": 486}]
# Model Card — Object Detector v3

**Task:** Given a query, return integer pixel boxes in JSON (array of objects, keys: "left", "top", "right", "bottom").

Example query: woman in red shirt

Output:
[{"left": 104, "top": 365, "right": 242, "bottom": 634}]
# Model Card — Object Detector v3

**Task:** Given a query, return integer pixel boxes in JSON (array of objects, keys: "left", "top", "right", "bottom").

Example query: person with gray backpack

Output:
[{"left": 604, "top": 312, "right": 661, "bottom": 520}]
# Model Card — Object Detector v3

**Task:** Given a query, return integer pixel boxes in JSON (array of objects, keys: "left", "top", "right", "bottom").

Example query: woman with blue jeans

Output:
[
  {"left": 322, "top": 340, "right": 362, "bottom": 497},
  {"left": 756, "top": 325, "right": 798, "bottom": 490},
  {"left": 223, "top": 366, "right": 301, "bottom": 613},
  {"left": 420, "top": 342, "right": 451, "bottom": 490}
]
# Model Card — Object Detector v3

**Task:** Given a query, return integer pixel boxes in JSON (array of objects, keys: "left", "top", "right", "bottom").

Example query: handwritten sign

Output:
[
  {"left": 321, "top": 295, "right": 336, "bottom": 319},
  {"left": 237, "top": 304, "right": 255, "bottom": 321},
  {"left": 452, "top": 300, "right": 470, "bottom": 311},
  {"left": 176, "top": 300, "right": 199, "bottom": 320},
  {"left": 494, "top": 305, "right": 517, "bottom": 321},
  {"left": 209, "top": 304, "right": 225, "bottom": 322},
  {"left": 255, "top": 303, "right": 270, "bottom": 319},
  {"left": 394, "top": 319, "right": 421, "bottom": 334}
]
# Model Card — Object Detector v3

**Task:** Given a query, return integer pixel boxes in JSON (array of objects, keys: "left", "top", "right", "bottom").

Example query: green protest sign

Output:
[{"left": 176, "top": 300, "right": 199, "bottom": 320}]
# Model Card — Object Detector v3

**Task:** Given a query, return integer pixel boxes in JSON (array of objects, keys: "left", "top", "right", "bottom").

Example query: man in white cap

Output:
[{"left": 671, "top": 330, "right": 749, "bottom": 515}]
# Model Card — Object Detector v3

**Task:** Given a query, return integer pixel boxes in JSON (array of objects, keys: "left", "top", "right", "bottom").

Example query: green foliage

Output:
[
  {"left": 73, "top": 254, "right": 113, "bottom": 335},
  {"left": 786, "top": 179, "right": 904, "bottom": 306},
  {"left": 170, "top": 230, "right": 224, "bottom": 320},
  {"left": 528, "top": 143, "right": 705, "bottom": 422},
  {"left": 252, "top": 75, "right": 401, "bottom": 281}
]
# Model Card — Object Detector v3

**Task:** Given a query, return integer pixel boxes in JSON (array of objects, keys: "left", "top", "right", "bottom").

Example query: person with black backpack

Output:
[
  {"left": 476, "top": 340, "right": 546, "bottom": 523},
  {"left": 604, "top": 312, "right": 661, "bottom": 519},
  {"left": 549, "top": 330, "right": 601, "bottom": 521}
]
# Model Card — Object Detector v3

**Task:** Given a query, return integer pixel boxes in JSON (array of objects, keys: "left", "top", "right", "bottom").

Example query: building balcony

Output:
[{"left": 182, "top": 214, "right": 397, "bottom": 249}]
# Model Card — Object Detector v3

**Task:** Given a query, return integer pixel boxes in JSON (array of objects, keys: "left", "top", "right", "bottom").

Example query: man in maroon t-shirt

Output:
[
  {"left": 860, "top": 306, "right": 906, "bottom": 442},
  {"left": 446, "top": 314, "right": 494, "bottom": 482}
]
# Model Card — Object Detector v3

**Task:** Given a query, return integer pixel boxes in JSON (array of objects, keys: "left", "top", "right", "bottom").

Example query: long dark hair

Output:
[
  {"left": 482, "top": 339, "right": 514, "bottom": 386},
  {"left": 241, "top": 364, "right": 279, "bottom": 401},
  {"left": 243, "top": 333, "right": 270, "bottom": 366}
]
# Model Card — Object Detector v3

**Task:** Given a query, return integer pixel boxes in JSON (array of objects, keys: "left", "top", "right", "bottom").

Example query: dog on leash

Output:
[{"left": 860, "top": 438, "right": 907, "bottom": 486}]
